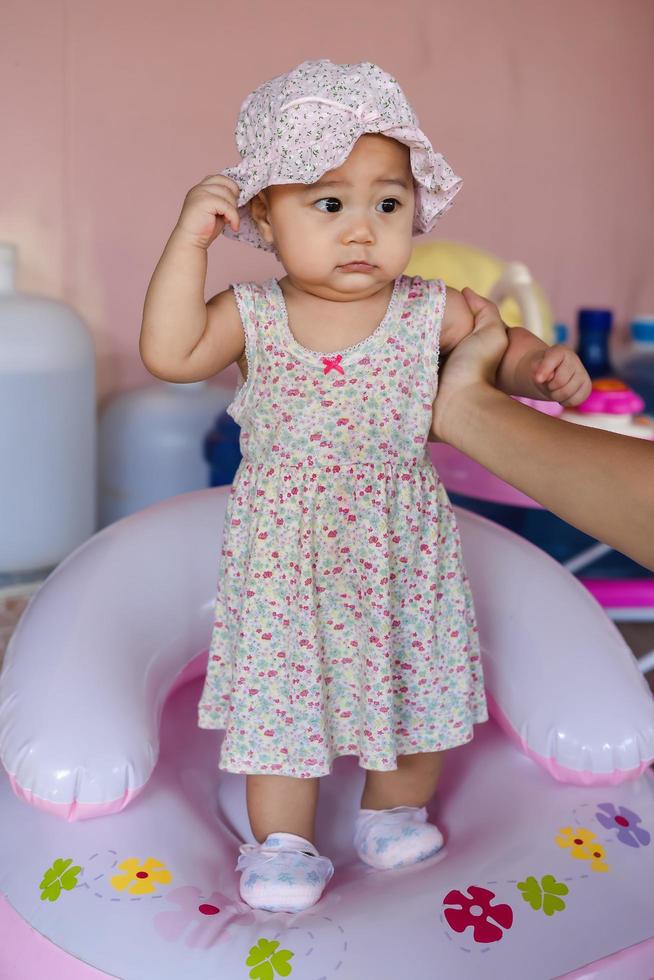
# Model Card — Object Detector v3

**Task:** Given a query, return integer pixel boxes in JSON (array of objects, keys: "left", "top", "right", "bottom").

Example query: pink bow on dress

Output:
[{"left": 322, "top": 354, "right": 345, "bottom": 376}]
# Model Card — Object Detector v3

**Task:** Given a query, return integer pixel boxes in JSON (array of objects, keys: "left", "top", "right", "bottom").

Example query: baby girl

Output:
[{"left": 140, "top": 59, "right": 591, "bottom": 913}]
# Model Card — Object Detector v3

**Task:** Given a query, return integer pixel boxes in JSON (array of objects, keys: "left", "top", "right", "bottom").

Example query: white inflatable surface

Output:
[
  {"left": 2, "top": 677, "right": 654, "bottom": 978},
  {"left": 1, "top": 487, "right": 654, "bottom": 978}
]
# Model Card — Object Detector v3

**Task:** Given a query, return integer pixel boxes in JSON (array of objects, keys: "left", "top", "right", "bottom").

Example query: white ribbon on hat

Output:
[{"left": 280, "top": 95, "right": 381, "bottom": 125}]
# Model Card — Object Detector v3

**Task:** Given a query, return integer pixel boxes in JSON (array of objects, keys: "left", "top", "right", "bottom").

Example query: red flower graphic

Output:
[{"left": 443, "top": 885, "right": 514, "bottom": 943}]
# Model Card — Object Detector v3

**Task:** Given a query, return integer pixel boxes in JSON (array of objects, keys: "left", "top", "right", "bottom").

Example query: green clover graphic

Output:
[
  {"left": 517, "top": 874, "right": 569, "bottom": 916},
  {"left": 39, "top": 857, "right": 83, "bottom": 902},
  {"left": 246, "top": 937, "right": 294, "bottom": 979}
]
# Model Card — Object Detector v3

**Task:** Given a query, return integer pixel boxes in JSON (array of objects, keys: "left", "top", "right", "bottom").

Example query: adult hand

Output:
[{"left": 430, "top": 288, "right": 508, "bottom": 443}]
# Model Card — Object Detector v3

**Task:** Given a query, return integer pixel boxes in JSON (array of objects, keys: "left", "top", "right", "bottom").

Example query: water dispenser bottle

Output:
[
  {"left": 98, "top": 379, "right": 233, "bottom": 526},
  {"left": 0, "top": 243, "right": 96, "bottom": 578}
]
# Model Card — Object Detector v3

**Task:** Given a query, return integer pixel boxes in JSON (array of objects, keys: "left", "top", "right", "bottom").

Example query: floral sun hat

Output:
[{"left": 220, "top": 59, "right": 463, "bottom": 253}]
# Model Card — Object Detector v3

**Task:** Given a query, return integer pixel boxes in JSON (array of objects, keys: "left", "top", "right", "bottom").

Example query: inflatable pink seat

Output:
[{"left": 1, "top": 487, "right": 654, "bottom": 978}]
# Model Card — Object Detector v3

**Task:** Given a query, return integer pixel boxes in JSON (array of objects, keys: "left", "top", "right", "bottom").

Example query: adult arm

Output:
[{"left": 430, "top": 289, "right": 654, "bottom": 572}]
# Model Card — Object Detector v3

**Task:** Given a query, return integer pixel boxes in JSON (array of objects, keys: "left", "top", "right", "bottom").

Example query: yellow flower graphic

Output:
[
  {"left": 555, "top": 827, "right": 609, "bottom": 872},
  {"left": 587, "top": 850, "right": 609, "bottom": 873},
  {"left": 110, "top": 857, "right": 173, "bottom": 895}
]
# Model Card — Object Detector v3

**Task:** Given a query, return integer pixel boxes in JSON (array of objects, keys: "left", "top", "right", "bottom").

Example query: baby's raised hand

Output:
[
  {"left": 174, "top": 174, "right": 241, "bottom": 250},
  {"left": 529, "top": 346, "right": 592, "bottom": 407}
]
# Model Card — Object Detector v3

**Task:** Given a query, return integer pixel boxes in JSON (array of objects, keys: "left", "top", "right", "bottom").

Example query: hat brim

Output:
[{"left": 221, "top": 125, "right": 462, "bottom": 253}]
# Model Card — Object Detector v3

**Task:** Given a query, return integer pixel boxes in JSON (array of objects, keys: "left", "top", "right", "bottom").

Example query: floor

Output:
[{"left": 0, "top": 583, "right": 37, "bottom": 668}]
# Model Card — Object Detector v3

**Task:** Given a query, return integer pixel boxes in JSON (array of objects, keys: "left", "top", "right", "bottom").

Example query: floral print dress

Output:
[{"left": 197, "top": 274, "right": 488, "bottom": 777}]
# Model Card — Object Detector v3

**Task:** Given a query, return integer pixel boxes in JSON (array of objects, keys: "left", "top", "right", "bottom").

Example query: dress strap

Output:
[
  {"left": 225, "top": 279, "right": 283, "bottom": 424},
  {"left": 225, "top": 281, "right": 260, "bottom": 424}
]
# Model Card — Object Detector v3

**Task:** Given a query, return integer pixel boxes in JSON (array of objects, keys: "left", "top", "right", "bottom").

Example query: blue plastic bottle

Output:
[
  {"left": 576, "top": 308, "right": 613, "bottom": 378},
  {"left": 204, "top": 410, "right": 242, "bottom": 486},
  {"left": 553, "top": 323, "right": 569, "bottom": 345}
]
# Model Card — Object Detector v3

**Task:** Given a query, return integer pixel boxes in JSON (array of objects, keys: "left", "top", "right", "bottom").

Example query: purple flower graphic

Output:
[
  {"left": 153, "top": 885, "right": 256, "bottom": 948},
  {"left": 595, "top": 804, "right": 651, "bottom": 848}
]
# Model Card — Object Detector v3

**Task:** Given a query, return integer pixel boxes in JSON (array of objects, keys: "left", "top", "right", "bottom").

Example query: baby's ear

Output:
[
  {"left": 249, "top": 192, "right": 277, "bottom": 251},
  {"left": 248, "top": 193, "right": 264, "bottom": 220},
  {"left": 249, "top": 191, "right": 270, "bottom": 227}
]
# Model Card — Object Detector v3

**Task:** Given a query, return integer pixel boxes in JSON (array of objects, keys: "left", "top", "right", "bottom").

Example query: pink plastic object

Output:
[
  {"left": 2, "top": 489, "right": 654, "bottom": 978},
  {"left": 3, "top": 681, "right": 654, "bottom": 978},
  {"left": 427, "top": 398, "right": 562, "bottom": 509},
  {"left": 576, "top": 382, "right": 645, "bottom": 415},
  {"left": 581, "top": 579, "right": 654, "bottom": 610},
  {"left": 428, "top": 442, "right": 543, "bottom": 507},
  {"left": 515, "top": 396, "right": 564, "bottom": 416}
]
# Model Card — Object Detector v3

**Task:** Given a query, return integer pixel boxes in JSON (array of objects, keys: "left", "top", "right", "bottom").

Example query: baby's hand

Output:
[
  {"left": 174, "top": 174, "right": 241, "bottom": 250},
  {"left": 529, "top": 346, "right": 592, "bottom": 407}
]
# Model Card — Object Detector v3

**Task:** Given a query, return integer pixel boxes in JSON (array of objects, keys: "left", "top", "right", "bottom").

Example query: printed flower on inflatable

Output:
[
  {"left": 517, "top": 874, "right": 569, "bottom": 916},
  {"left": 39, "top": 857, "right": 83, "bottom": 902},
  {"left": 595, "top": 804, "right": 652, "bottom": 848},
  {"left": 246, "top": 938, "right": 294, "bottom": 979},
  {"left": 442, "top": 885, "right": 514, "bottom": 943},
  {"left": 110, "top": 857, "right": 172, "bottom": 895},
  {"left": 555, "top": 827, "right": 609, "bottom": 872}
]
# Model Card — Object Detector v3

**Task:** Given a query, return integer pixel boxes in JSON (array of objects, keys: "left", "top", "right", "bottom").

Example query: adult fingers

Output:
[{"left": 461, "top": 287, "right": 503, "bottom": 329}]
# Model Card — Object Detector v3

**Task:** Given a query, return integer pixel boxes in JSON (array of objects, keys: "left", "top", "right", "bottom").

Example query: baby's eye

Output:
[
  {"left": 312, "top": 197, "right": 402, "bottom": 214},
  {"left": 376, "top": 198, "right": 401, "bottom": 213},
  {"left": 314, "top": 197, "right": 342, "bottom": 213}
]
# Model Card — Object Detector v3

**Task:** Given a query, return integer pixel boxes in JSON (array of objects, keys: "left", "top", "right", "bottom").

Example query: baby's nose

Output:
[{"left": 343, "top": 216, "right": 374, "bottom": 243}]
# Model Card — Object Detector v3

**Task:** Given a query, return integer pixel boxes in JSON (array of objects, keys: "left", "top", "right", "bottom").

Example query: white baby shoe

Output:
[
  {"left": 354, "top": 805, "right": 444, "bottom": 870},
  {"left": 236, "top": 831, "right": 334, "bottom": 912}
]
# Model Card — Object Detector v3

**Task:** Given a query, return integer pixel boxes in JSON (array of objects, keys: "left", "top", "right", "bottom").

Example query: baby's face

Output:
[{"left": 250, "top": 134, "right": 415, "bottom": 299}]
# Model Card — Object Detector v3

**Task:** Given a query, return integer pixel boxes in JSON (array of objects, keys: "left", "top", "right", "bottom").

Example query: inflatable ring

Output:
[{"left": 1, "top": 487, "right": 654, "bottom": 978}]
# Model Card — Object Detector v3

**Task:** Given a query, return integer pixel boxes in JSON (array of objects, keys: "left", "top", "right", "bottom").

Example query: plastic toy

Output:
[
  {"left": 404, "top": 239, "right": 555, "bottom": 343},
  {"left": 561, "top": 378, "right": 654, "bottom": 440}
]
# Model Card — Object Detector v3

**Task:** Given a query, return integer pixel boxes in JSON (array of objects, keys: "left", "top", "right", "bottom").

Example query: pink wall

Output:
[{"left": 3, "top": 0, "right": 653, "bottom": 400}]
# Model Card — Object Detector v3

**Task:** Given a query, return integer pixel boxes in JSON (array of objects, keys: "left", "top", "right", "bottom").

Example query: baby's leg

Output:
[
  {"left": 238, "top": 774, "right": 334, "bottom": 912},
  {"left": 360, "top": 751, "right": 444, "bottom": 810},
  {"left": 354, "top": 752, "right": 445, "bottom": 870},
  {"left": 246, "top": 773, "right": 319, "bottom": 842}
]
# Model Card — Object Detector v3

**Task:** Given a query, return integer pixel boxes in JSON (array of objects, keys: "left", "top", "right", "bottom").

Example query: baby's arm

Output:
[
  {"left": 440, "top": 287, "right": 592, "bottom": 406},
  {"left": 140, "top": 175, "right": 245, "bottom": 383}
]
